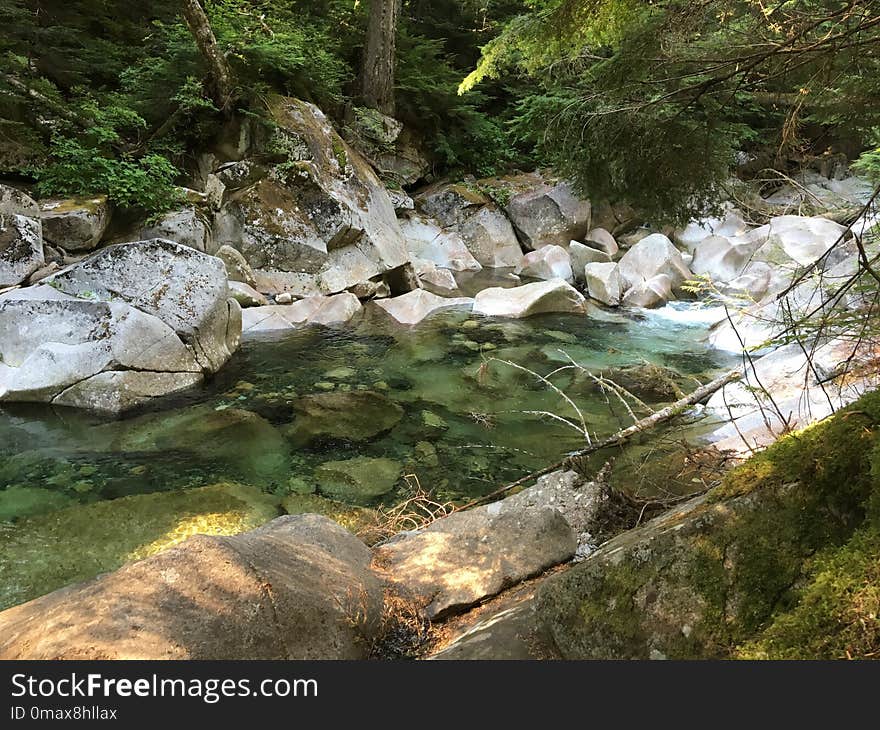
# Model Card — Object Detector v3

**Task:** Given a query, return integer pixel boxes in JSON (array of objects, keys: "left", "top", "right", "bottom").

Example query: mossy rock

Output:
[
  {"left": 314, "top": 456, "right": 402, "bottom": 505},
  {"left": 536, "top": 389, "right": 880, "bottom": 659},
  {"left": 281, "top": 493, "right": 378, "bottom": 539},
  {"left": 286, "top": 390, "right": 404, "bottom": 446},
  {"left": 0, "top": 483, "right": 280, "bottom": 611}
]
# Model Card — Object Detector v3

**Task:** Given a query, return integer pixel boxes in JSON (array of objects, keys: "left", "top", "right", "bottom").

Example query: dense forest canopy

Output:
[{"left": 1, "top": 0, "right": 878, "bottom": 222}]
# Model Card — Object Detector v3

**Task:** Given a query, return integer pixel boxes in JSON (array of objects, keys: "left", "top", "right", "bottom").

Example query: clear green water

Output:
[{"left": 0, "top": 298, "right": 731, "bottom": 609}]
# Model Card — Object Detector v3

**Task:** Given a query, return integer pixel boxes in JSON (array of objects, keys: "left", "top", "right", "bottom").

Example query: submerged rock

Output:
[
  {"left": 0, "top": 482, "right": 279, "bottom": 612},
  {"left": 473, "top": 279, "right": 587, "bottom": 318},
  {"left": 0, "top": 513, "right": 382, "bottom": 659},
  {"left": 372, "top": 289, "right": 473, "bottom": 325},
  {"left": 314, "top": 456, "right": 402, "bottom": 505},
  {"left": 287, "top": 390, "right": 404, "bottom": 445}
]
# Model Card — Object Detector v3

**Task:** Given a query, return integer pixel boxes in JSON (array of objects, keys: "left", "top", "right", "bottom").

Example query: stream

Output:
[{"left": 0, "top": 281, "right": 735, "bottom": 610}]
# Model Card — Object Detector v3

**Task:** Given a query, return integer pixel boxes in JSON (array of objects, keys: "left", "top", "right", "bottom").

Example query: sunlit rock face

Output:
[
  {"left": 372, "top": 289, "right": 473, "bottom": 325},
  {"left": 241, "top": 294, "right": 363, "bottom": 334},
  {"left": 515, "top": 244, "right": 574, "bottom": 282},
  {"left": 473, "top": 279, "right": 586, "bottom": 318},
  {"left": 216, "top": 98, "right": 413, "bottom": 295},
  {"left": 0, "top": 514, "right": 383, "bottom": 659},
  {"left": 0, "top": 239, "right": 240, "bottom": 413}
]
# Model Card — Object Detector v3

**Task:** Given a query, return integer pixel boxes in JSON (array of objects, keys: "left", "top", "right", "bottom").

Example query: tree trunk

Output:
[
  {"left": 361, "top": 0, "right": 400, "bottom": 116},
  {"left": 181, "top": 0, "right": 236, "bottom": 111}
]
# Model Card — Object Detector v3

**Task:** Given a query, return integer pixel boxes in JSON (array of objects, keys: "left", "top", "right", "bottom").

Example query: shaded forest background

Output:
[{"left": 1, "top": 0, "right": 879, "bottom": 223}]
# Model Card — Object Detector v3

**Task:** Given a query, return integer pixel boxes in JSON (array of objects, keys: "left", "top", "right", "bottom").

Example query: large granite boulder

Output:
[
  {"left": 375, "top": 483, "right": 577, "bottom": 619},
  {"left": 473, "top": 279, "right": 587, "bottom": 318},
  {"left": 505, "top": 180, "right": 591, "bottom": 250},
  {"left": 757, "top": 215, "right": 848, "bottom": 266},
  {"left": 691, "top": 232, "right": 763, "bottom": 284},
  {"left": 138, "top": 206, "right": 212, "bottom": 253},
  {"left": 0, "top": 240, "right": 240, "bottom": 413},
  {"left": 584, "top": 262, "right": 623, "bottom": 306},
  {"left": 621, "top": 273, "right": 673, "bottom": 308},
  {"left": 241, "top": 294, "right": 362, "bottom": 334},
  {"left": 414, "top": 183, "right": 522, "bottom": 268},
  {"left": 0, "top": 515, "right": 383, "bottom": 659},
  {"left": 399, "top": 213, "right": 482, "bottom": 272},
  {"left": 217, "top": 98, "right": 412, "bottom": 295},
  {"left": 0, "top": 213, "right": 43, "bottom": 287},
  {"left": 618, "top": 233, "right": 692, "bottom": 292},
  {"left": 39, "top": 196, "right": 111, "bottom": 252},
  {"left": 569, "top": 241, "right": 611, "bottom": 284},
  {"left": 515, "top": 244, "right": 574, "bottom": 282},
  {"left": 372, "top": 289, "right": 473, "bottom": 325},
  {"left": 0, "top": 184, "right": 40, "bottom": 218}
]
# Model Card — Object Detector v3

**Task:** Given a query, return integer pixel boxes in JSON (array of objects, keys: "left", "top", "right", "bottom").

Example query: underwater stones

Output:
[
  {"left": 281, "top": 493, "right": 378, "bottom": 537},
  {"left": 0, "top": 513, "right": 383, "bottom": 659},
  {"left": 421, "top": 410, "right": 448, "bottom": 433},
  {"left": 0, "top": 482, "right": 280, "bottom": 612},
  {"left": 52, "top": 371, "right": 204, "bottom": 413},
  {"left": 372, "top": 289, "right": 474, "bottom": 325},
  {"left": 287, "top": 390, "right": 404, "bottom": 445},
  {"left": 514, "top": 244, "right": 574, "bottom": 282},
  {"left": 112, "top": 406, "right": 290, "bottom": 483},
  {"left": 314, "top": 456, "right": 402, "bottom": 505},
  {"left": 617, "top": 233, "right": 692, "bottom": 293},
  {"left": 0, "top": 213, "right": 43, "bottom": 287},
  {"left": 241, "top": 293, "right": 363, "bottom": 334},
  {"left": 217, "top": 244, "right": 257, "bottom": 287},
  {"left": 0, "top": 485, "right": 74, "bottom": 522},
  {"left": 473, "top": 279, "right": 587, "bottom": 318},
  {"left": 138, "top": 206, "right": 212, "bottom": 253},
  {"left": 375, "top": 486, "right": 576, "bottom": 619},
  {"left": 505, "top": 180, "right": 591, "bottom": 250},
  {"left": 39, "top": 195, "right": 111, "bottom": 252},
  {"left": 584, "top": 262, "right": 623, "bottom": 306}
]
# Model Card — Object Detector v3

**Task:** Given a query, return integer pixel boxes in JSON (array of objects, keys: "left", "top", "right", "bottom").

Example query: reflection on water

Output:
[{"left": 0, "top": 303, "right": 732, "bottom": 608}]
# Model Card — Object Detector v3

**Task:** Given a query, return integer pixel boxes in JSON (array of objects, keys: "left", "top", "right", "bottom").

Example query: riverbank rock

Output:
[
  {"left": 315, "top": 456, "right": 402, "bottom": 504},
  {"left": 0, "top": 240, "right": 240, "bottom": 413},
  {"left": 0, "top": 185, "right": 40, "bottom": 218},
  {"left": 287, "top": 390, "right": 404, "bottom": 445},
  {"left": 584, "top": 262, "right": 623, "bottom": 306},
  {"left": 569, "top": 241, "right": 611, "bottom": 283},
  {"left": 618, "top": 233, "right": 692, "bottom": 293},
  {"left": 373, "top": 289, "right": 473, "bottom": 325},
  {"left": 0, "top": 514, "right": 383, "bottom": 659},
  {"left": 217, "top": 98, "right": 412, "bottom": 295},
  {"left": 758, "top": 215, "right": 848, "bottom": 266},
  {"left": 241, "top": 294, "right": 362, "bottom": 334},
  {"left": 217, "top": 244, "right": 257, "bottom": 287},
  {"left": 138, "top": 206, "right": 212, "bottom": 253},
  {"left": 375, "top": 486, "right": 577, "bottom": 620},
  {"left": 229, "top": 280, "right": 269, "bottom": 307},
  {"left": 621, "top": 273, "right": 673, "bottom": 308},
  {"left": 584, "top": 228, "right": 619, "bottom": 257},
  {"left": 473, "top": 279, "right": 586, "bottom": 318},
  {"left": 39, "top": 196, "right": 111, "bottom": 252},
  {"left": 0, "top": 213, "right": 43, "bottom": 287},
  {"left": 399, "top": 214, "right": 482, "bottom": 272},
  {"left": 515, "top": 245, "right": 573, "bottom": 282},
  {"left": 505, "top": 180, "right": 591, "bottom": 249}
]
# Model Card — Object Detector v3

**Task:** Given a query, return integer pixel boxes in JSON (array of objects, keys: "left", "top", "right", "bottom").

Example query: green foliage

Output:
[
  {"left": 465, "top": 0, "right": 880, "bottom": 221},
  {"left": 853, "top": 132, "right": 880, "bottom": 184},
  {"left": 35, "top": 137, "right": 181, "bottom": 214}
]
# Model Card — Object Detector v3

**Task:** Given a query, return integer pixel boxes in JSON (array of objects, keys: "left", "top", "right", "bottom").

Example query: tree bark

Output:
[
  {"left": 181, "top": 0, "right": 236, "bottom": 111},
  {"left": 361, "top": 0, "right": 401, "bottom": 116}
]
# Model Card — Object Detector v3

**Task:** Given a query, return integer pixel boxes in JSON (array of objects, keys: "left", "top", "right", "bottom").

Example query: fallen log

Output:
[{"left": 455, "top": 369, "right": 741, "bottom": 511}]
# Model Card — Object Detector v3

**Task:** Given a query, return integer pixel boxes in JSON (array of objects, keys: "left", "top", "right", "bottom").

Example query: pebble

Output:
[{"left": 275, "top": 292, "right": 293, "bottom": 304}]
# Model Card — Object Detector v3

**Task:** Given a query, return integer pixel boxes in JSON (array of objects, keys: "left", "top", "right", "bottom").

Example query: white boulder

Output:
[
  {"left": 569, "top": 241, "right": 611, "bottom": 283},
  {"left": 584, "top": 228, "right": 618, "bottom": 256},
  {"left": 241, "top": 293, "right": 363, "bottom": 334},
  {"left": 621, "top": 274, "right": 673, "bottom": 308},
  {"left": 618, "top": 233, "right": 692, "bottom": 292},
  {"left": 40, "top": 196, "right": 111, "bottom": 252},
  {"left": 505, "top": 181, "right": 591, "bottom": 249},
  {"left": 473, "top": 279, "right": 586, "bottom": 318},
  {"left": 584, "top": 262, "right": 623, "bottom": 306},
  {"left": 514, "top": 245, "right": 573, "bottom": 282},
  {"left": 399, "top": 214, "right": 482, "bottom": 272},
  {"left": 373, "top": 289, "right": 473, "bottom": 325},
  {"left": 0, "top": 214, "right": 44, "bottom": 287}
]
